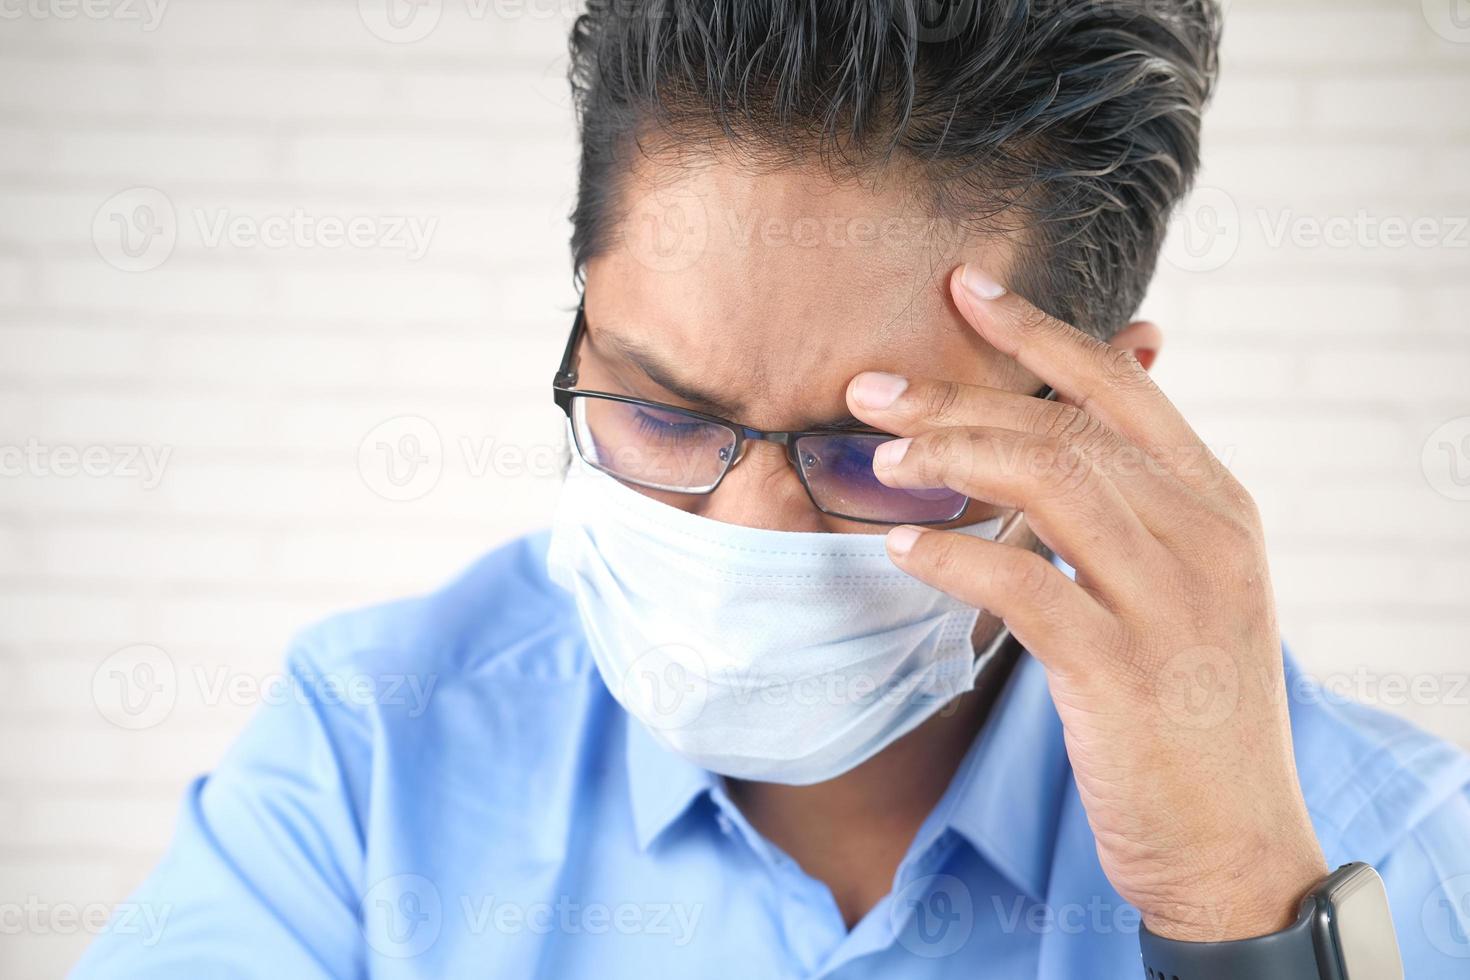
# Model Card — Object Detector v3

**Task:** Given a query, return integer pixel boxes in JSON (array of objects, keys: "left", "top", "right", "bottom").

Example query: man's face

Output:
[{"left": 582, "top": 152, "right": 1038, "bottom": 533}]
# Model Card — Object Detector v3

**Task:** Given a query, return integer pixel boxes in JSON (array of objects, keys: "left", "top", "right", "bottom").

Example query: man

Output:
[{"left": 75, "top": 2, "right": 1470, "bottom": 977}]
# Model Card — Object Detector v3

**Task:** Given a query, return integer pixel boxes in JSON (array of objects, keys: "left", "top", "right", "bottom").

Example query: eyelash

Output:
[{"left": 633, "top": 408, "right": 708, "bottom": 441}]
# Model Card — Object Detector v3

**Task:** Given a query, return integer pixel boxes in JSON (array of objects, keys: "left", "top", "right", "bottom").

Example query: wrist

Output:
[{"left": 1140, "top": 854, "right": 1330, "bottom": 942}]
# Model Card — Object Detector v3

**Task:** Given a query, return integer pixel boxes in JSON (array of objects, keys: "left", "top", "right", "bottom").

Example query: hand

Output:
[{"left": 846, "top": 265, "right": 1329, "bottom": 942}]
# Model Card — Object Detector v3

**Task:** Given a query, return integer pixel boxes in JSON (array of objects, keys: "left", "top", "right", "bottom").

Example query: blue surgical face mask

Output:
[{"left": 547, "top": 452, "right": 1006, "bottom": 785}]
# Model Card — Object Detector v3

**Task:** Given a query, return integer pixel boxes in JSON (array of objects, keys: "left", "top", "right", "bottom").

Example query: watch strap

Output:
[{"left": 1139, "top": 899, "right": 1323, "bottom": 980}]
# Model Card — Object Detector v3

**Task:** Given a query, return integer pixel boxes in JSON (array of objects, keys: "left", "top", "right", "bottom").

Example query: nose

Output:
[{"left": 692, "top": 440, "right": 826, "bottom": 531}]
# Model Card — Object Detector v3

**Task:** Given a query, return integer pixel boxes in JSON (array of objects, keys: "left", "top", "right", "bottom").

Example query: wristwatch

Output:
[{"left": 1138, "top": 863, "right": 1403, "bottom": 979}]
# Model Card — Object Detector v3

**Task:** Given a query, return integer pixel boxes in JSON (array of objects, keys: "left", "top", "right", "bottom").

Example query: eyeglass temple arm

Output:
[{"left": 554, "top": 302, "right": 588, "bottom": 388}]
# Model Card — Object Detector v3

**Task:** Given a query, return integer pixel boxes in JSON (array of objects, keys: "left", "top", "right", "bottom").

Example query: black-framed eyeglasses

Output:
[{"left": 551, "top": 300, "right": 973, "bottom": 526}]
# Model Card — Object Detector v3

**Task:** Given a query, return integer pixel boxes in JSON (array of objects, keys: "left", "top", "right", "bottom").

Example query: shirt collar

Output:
[
  {"left": 624, "top": 711, "right": 717, "bottom": 852},
  {"left": 937, "top": 652, "right": 1071, "bottom": 902},
  {"left": 623, "top": 650, "right": 1071, "bottom": 899},
  {"left": 932, "top": 553, "right": 1077, "bottom": 902}
]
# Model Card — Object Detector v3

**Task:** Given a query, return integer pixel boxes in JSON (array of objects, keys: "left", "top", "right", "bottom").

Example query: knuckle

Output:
[
  {"left": 1229, "top": 484, "right": 1263, "bottom": 526},
  {"left": 1001, "top": 553, "right": 1058, "bottom": 607},
  {"left": 921, "top": 428, "right": 959, "bottom": 463},
  {"left": 911, "top": 429, "right": 960, "bottom": 482},
  {"left": 922, "top": 532, "right": 960, "bottom": 576},
  {"left": 921, "top": 380, "right": 963, "bottom": 424},
  {"left": 1200, "top": 507, "right": 1261, "bottom": 559},
  {"left": 1101, "top": 347, "right": 1153, "bottom": 391},
  {"left": 1039, "top": 403, "right": 1113, "bottom": 455},
  {"left": 1038, "top": 440, "right": 1095, "bottom": 496},
  {"left": 932, "top": 428, "right": 988, "bottom": 486},
  {"left": 1009, "top": 303, "right": 1054, "bottom": 337}
]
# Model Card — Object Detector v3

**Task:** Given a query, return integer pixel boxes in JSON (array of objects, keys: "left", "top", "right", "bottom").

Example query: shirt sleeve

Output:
[
  {"left": 1380, "top": 785, "right": 1470, "bottom": 975},
  {"left": 70, "top": 643, "right": 372, "bottom": 979}
]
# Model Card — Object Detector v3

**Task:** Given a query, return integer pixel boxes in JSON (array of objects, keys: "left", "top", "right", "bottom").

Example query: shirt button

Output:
[{"left": 716, "top": 813, "right": 734, "bottom": 836}]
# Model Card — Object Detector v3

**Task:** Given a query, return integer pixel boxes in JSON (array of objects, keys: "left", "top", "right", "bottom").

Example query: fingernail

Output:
[
  {"left": 873, "top": 437, "right": 912, "bottom": 470},
  {"left": 960, "top": 264, "right": 1007, "bottom": 301},
  {"left": 850, "top": 372, "right": 909, "bottom": 410},
  {"left": 887, "top": 525, "right": 925, "bottom": 557}
]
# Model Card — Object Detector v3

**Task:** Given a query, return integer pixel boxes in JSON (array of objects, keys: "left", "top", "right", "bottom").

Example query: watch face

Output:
[{"left": 1328, "top": 866, "right": 1404, "bottom": 980}]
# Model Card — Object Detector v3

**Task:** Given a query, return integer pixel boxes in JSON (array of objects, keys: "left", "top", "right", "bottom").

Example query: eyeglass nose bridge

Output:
[{"left": 724, "top": 427, "right": 803, "bottom": 472}]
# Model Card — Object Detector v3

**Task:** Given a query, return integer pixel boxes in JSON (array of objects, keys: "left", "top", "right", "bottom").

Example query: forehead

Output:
[{"left": 582, "top": 150, "right": 1024, "bottom": 427}]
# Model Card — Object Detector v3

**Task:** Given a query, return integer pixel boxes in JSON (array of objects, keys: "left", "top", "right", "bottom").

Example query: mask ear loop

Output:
[{"left": 968, "top": 505, "right": 1034, "bottom": 678}]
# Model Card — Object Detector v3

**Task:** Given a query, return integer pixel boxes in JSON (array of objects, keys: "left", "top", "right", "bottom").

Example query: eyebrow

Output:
[{"left": 593, "top": 328, "right": 867, "bottom": 431}]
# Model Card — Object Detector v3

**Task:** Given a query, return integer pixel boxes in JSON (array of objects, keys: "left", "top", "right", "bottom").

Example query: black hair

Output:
[{"left": 568, "top": 0, "right": 1221, "bottom": 339}]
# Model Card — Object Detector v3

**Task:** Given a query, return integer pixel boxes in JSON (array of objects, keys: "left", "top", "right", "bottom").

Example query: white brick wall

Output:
[{"left": 2, "top": 0, "right": 1467, "bottom": 974}]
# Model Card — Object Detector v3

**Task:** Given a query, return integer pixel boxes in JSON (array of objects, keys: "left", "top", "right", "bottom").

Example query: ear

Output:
[{"left": 1109, "top": 320, "right": 1163, "bottom": 372}]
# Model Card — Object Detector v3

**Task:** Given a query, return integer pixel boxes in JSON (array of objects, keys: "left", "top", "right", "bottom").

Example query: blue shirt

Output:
[{"left": 73, "top": 532, "right": 1470, "bottom": 978}]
